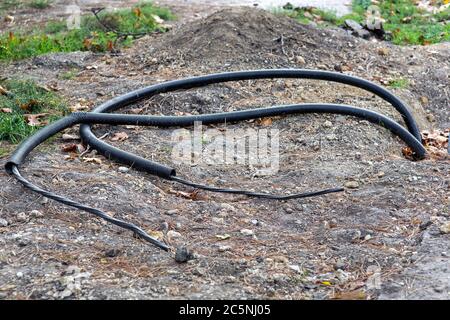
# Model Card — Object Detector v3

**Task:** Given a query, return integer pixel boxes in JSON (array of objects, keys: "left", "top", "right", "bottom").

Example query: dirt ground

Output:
[{"left": 0, "top": 3, "right": 449, "bottom": 300}]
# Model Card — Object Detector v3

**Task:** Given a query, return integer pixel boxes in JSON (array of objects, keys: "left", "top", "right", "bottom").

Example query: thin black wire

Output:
[
  {"left": 11, "top": 165, "right": 170, "bottom": 252},
  {"left": 171, "top": 176, "right": 344, "bottom": 200}
]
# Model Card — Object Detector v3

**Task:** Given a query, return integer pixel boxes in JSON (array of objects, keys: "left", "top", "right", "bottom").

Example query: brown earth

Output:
[{"left": 0, "top": 6, "right": 449, "bottom": 299}]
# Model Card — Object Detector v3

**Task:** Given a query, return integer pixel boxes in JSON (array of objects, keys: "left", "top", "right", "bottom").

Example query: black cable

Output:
[
  {"left": 11, "top": 165, "right": 170, "bottom": 251},
  {"left": 171, "top": 176, "right": 344, "bottom": 200},
  {"left": 5, "top": 69, "right": 427, "bottom": 254}
]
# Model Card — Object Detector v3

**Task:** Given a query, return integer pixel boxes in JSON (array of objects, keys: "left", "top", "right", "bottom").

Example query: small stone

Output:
[
  {"left": 16, "top": 272, "right": 23, "bottom": 278},
  {"left": 167, "top": 230, "right": 182, "bottom": 240},
  {"left": 377, "top": 47, "right": 389, "bottom": 56},
  {"left": 30, "top": 210, "right": 43, "bottom": 218},
  {"left": 240, "top": 229, "right": 254, "bottom": 236},
  {"left": 284, "top": 207, "right": 294, "bottom": 214},
  {"left": 0, "top": 218, "right": 8, "bottom": 227},
  {"left": 118, "top": 166, "right": 129, "bottom": 173},
  {"left": 17, "top": 212, "right": 27, "bottom": 222},
  {"left": 345, "top": 19, "right": 371, "bottom": 39},
  {"left": 344, "top": 181, "right": 360, "bottom": 189},
  {"left": 105, "top": 248, "right": 120, "bottom": 258},
  {"left": 288, "top": 265, "right": 301, "bottom": 273},
  {"left": 377, "top": 171, "right": 385, "bottom": 178},
  {"left": 334, "top": 260, "right": 346, "bottom": 270},
  {"left": 323, "top": 120, "right": 333, "bottom": 128},
  {"left": 439, "top": 221, "right": 450, "bottom": 234},
  {"left": 295, "top": 56, "right": 306, "bottom": 65},
  {"left": 419, "top": 96, "right": 429, "bottom": 105},
  {"left": 212, "top": 217, "right": 224, "bottom": 224},
  {"left": 218, "top": 245, "right": 232, "bottom": 252},
  {"left": 59, "top": 289, "right": 73, "bottom": 299},
  {"left": 175, "top": 247, "right": 194, "bottom": 263},
  {"left": 250, "top": 219, "right": 259, "bottom": 225},
  {"left": 166, "top": 209, "right": 178, "bottom": 215}
]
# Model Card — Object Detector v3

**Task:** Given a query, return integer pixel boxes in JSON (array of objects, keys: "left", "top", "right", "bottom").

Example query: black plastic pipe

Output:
[{"left": 5, "top": 69, "right": 427, "bottom": 253}]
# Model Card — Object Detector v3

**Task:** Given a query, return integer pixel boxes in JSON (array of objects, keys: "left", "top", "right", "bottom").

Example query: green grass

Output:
[
  {"left": 58, "top": 69, "right": 78, "bottom": 80},
  {"left": 388, "top": 78, "right": 409, "bottom": 88},
  {"left": 0, "top": 2, "right": 173, "bottom": 61},
  {"left": 29, "top": 0, "right": 52, "bottom": 9},
  {"left": 279, "top": 0, "right": 450, "bottom": 45},
  {"left": 0, "top": 79, "right": 68, "bottom": 143}
]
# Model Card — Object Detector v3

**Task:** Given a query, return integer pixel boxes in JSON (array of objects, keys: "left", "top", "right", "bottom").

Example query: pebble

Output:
[
  {"left": 288, "top": 265, "right": 301, "bottom": 273},
  {"left": 17, "top": 212, "right": 27, "bottom": 222},
  {"left": 16, "top": 272, "right": 23, "bottom": 278},
  {"left": 118, "top": 166, "right": 129, "bottom": 173},
  {"left": 167, "top": 230, "right": 182, "bottom": 240},
  {"left": 174, "top": 247, "right": 194, "bottom": 263},
  {"left": 30, "top": 210, "right": 43, "bottom": 218},
  {"left": 105, "top": 248, "right": 120, "bottom": 258},
  {"left": 344, "top": 181, "right": 360, "bottom": 189},
  {"left": 439, "top": 221, "right": 450, "bottom": 234},
  {"left": 218, "top": 245, "right": 232, "bottom": 252},
  {"left": 295, "top": 56, "right": 306, "bottom": 65},
  {"left": 166, "top": 209, "right": 178, "bottom": 215},
  {"left": 0, "top": 218, "right": 8, "bottom": 227},
  {"left": 323, "top": 120, "right": 333, "bottom": 128},
  {"left": 212, "top": 217, "right": 224, "bottom": 224},
  {"left": 240, "top": 229, "right": 254, "bottom": 236}
]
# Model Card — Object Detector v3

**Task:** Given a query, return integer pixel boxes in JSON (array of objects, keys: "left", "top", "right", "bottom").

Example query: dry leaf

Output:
[
  {"left": 257, "top": 117, "right": 273, "bottom": 127},
  {"left": 61, "top": 143, "right": 78, "bottom": 152},
  {"left": 62, "top": 133, "right": 80, "bottom": 140},
  {"left": 24, "top": 113, "right": 48, "bottom": 126},
  {"left": 69, "top": 103, "right": 89, "bottom": 112},
  {"left": 1, "top": 108, "right": 12, "bottom": 113},
  {"left": 215, "top": 234, "right": 231, "bottom": 240},
  {"left": 148, "top": 230, "right": 164, "bottom": 240},
  {"left": 151, "top": 14, "right": 164, "bottom": 24},
  {"left": 83, "top": 157, "right": 102, "bottom": 164},
  {"left": 111, "top": 132, "right": 129, "bottom": 142},
  {"left": 20, "top": 99, "right": 39, "bottom": 112},
  {"left": 0, "top": 85, "right": 9, "bottom": 95}
]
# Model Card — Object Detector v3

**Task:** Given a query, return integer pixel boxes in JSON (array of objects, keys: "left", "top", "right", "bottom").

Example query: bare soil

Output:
[{"left": 0, "top": 6, "right": 449, "bottom": 300}]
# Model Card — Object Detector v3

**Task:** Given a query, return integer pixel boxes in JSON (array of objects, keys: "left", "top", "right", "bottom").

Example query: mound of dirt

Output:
[{"left": 127, "top": 7, "right": 444, "bottom": 129}]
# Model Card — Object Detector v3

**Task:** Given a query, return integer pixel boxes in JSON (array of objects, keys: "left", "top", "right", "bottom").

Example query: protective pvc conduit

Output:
[{"left": 5, "top": 69, "right": 426, "bottom": 255}]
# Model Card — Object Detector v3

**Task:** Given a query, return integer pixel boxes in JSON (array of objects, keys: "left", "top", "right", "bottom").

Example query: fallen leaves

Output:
[
  {"left": 1, "top": 108, "right": 12, "bottom": 113},
  {"left": 61, "top": 143, "right": 85, "bottom": 153},
  {"left": 83, "top": 157, "right": 103, "bottom": 165},
  {"left": 24, "top": 113, "right": 48, "bottom": 126},
  {"left": 20, "top": 99, "right": 39, "bottom": 112},
  {"left": 69, "top": 103, "right": 90, "bottom": 112},
  {"left": 0, "top": 85, "right": 9, "bottom": 95},
  {"left": 110, "top": 132, "right": 129, "bottom": 142},
  {"left": 422, "top": 129, "right": 449, "bottom": 159}
]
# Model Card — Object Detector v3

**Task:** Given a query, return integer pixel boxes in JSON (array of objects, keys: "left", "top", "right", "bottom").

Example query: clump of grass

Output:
[
  {"left": 58, "top": 69, "right": 78, "bottom": 80},
  {"left": 280, "top": 0, "right": 450, "bottom": 45},
  {"left": 0, "top": 0, "right": 21, "bottom": 13},
  {"left": 388, "top": 78, "right": 409, "bottom": 88},
  {"left": 0, "top": 2, "right": 173, "bottom": 61},
  {"left": 0, "top": 79, "right": 68, "bottom": 143},
  {"left": 29, "top": 0, "right": 52, "bottom": 9}
]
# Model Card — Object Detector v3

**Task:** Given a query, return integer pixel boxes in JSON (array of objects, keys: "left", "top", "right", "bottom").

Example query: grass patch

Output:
[
  {"left": 0, "top": 1, "right": 173, "bottom": 61},
  {"left": 0, "top": 79, "right": 68, "bottom": 143},
  {"left": 29, "top": 0, "right": 52, "bottom": 9},
  {"left": 388, "top": 78, "right": 409, "bottom": 88},
  {"left": 279, "top": 0, "right": 450, "bottom": 45},
  {"left": 58, "top": 69, "right": 78, "bottom": 80}
]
